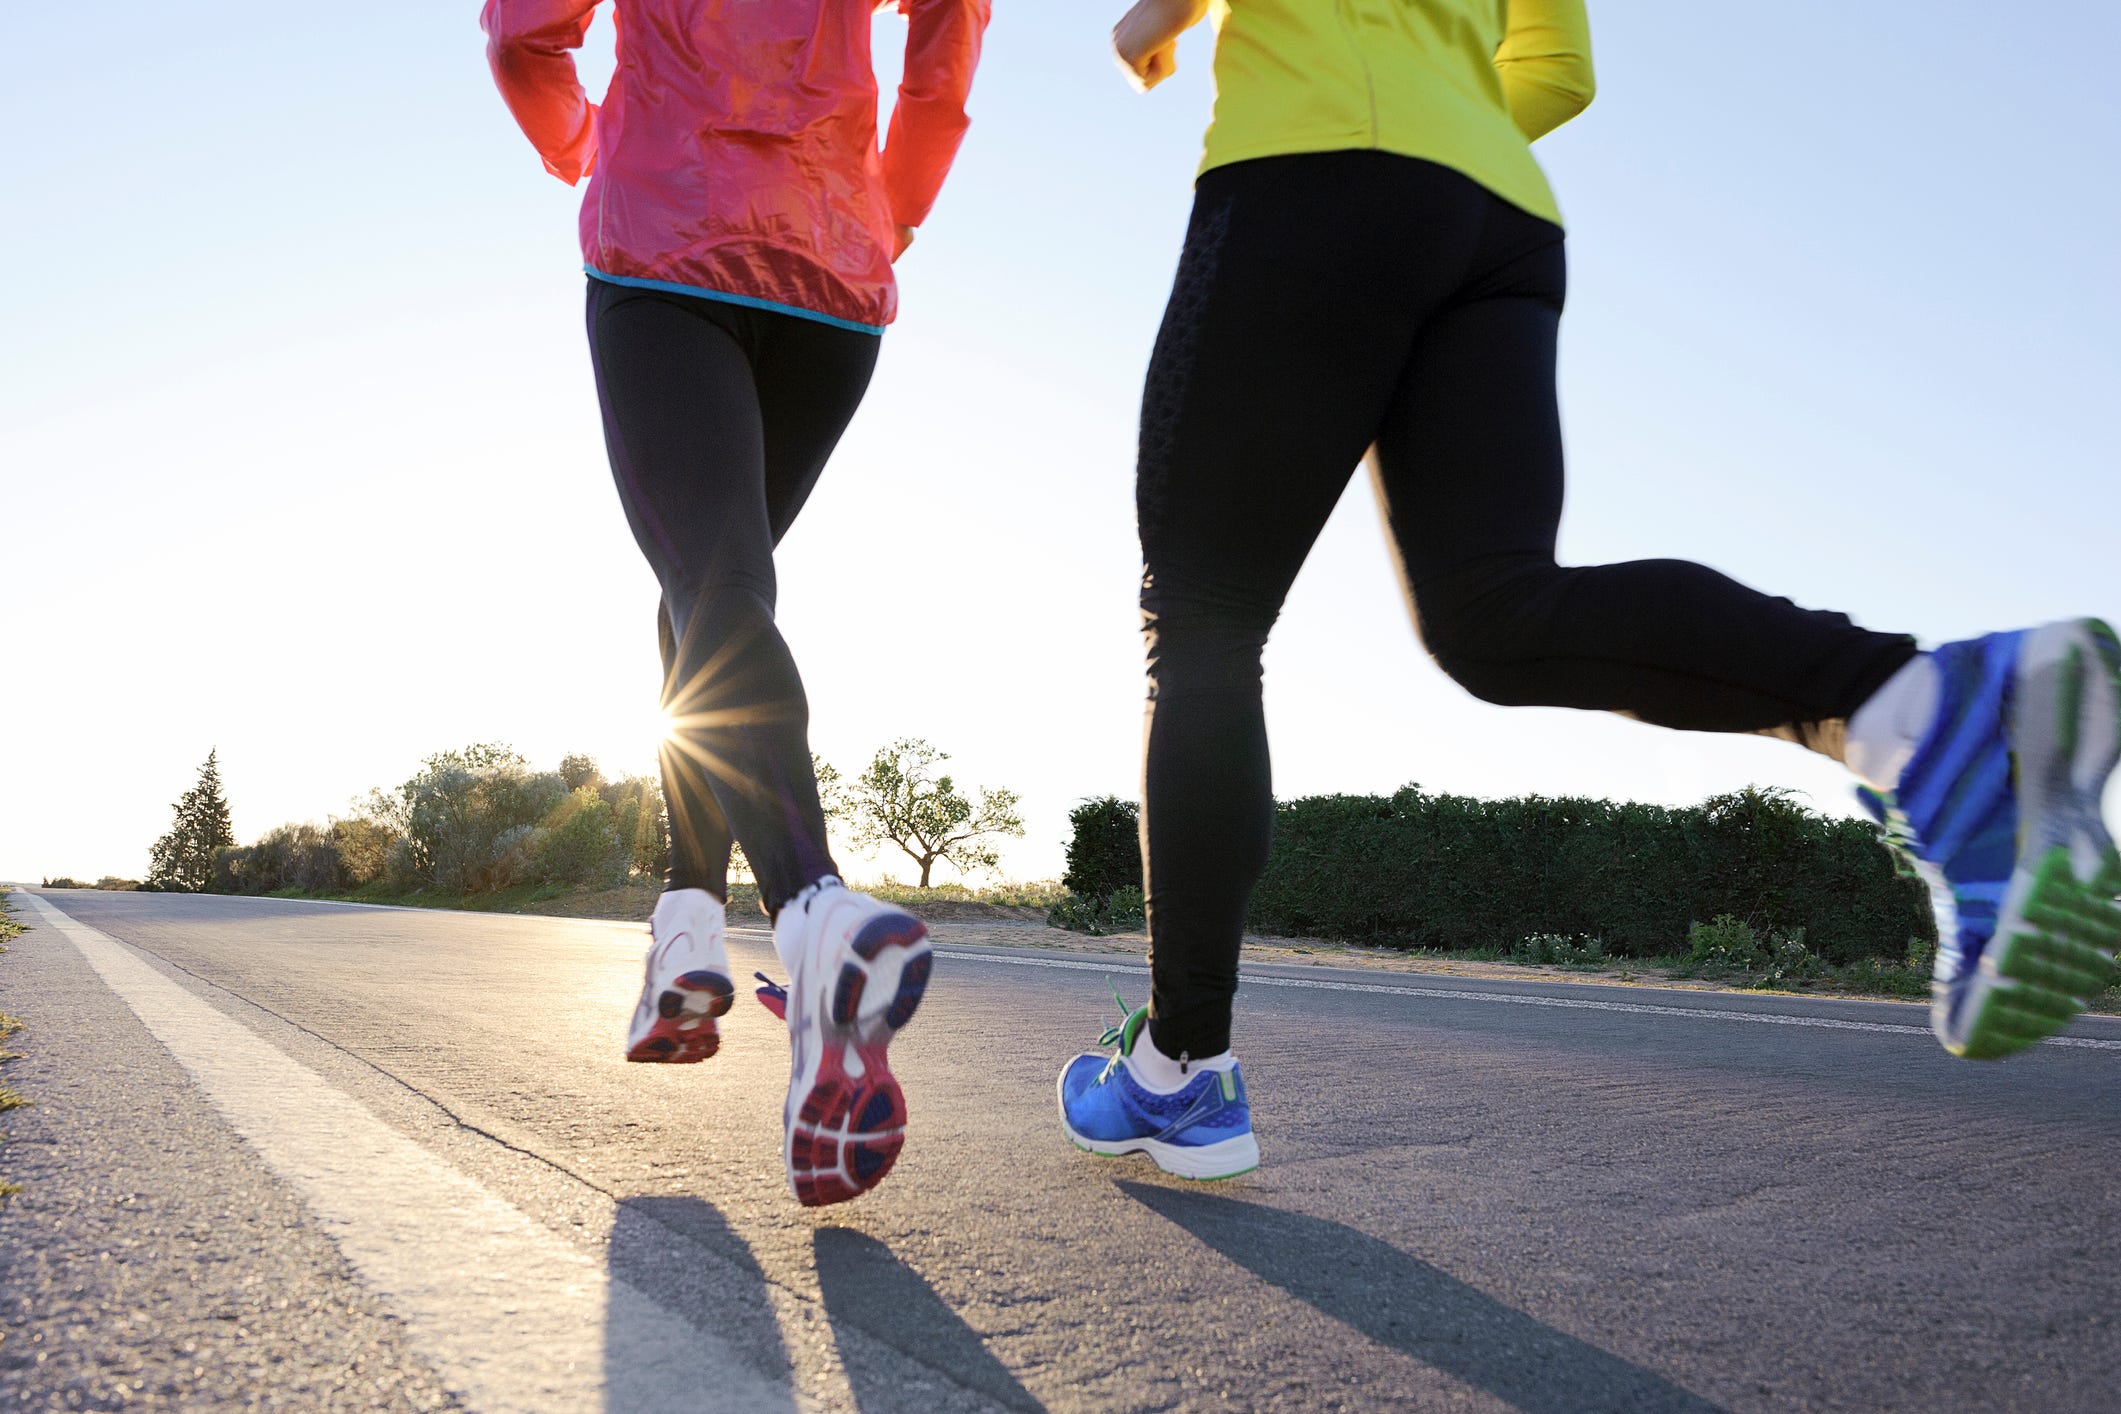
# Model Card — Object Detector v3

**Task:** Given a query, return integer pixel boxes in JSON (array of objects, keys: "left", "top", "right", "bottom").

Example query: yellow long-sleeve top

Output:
[{"left": 1202, "top": 0, "right": 1594, "bottom": 226}]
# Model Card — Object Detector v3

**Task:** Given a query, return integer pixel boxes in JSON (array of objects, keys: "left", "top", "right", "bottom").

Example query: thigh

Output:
[
  {"left": 748, "top": 315, "right": 881, "bottom": 544},
  {"left": 586, "top": 282, "right": 776, "bottom": 602},
  {"left": 1141, "top": 153, "right": 1480, "bottom": 614},
  {"left": 1370, "top": 221, "right": 1569, "bottom": 588}
]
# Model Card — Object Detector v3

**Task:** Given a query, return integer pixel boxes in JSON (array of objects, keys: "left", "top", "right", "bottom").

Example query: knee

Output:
[
  {"left": 1412, "top": 555, "right": 1568, "bottom": 705},
  {"left": 664, "top": 577, "right": 775, "bottom": 639},
  {"left": 1141, "top": 580, "right": 1277, "bottom": 700}
]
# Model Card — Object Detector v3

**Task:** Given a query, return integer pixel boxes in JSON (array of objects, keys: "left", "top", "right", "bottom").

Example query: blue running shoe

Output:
[
  {"left": 1056, "top": 1000, "right": 1259, "bottom": 1179},
  {"left": 1862, "top": 619, "right": 2121, "bottom": 1059}
]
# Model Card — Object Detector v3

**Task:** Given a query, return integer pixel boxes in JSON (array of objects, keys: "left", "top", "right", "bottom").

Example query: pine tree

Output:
[{"left": 148, "top": 749, "right": 236, "bottom": 892}]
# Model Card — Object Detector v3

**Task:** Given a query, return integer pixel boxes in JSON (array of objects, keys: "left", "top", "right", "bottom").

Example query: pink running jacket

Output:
[{"left": 483, "top": 0, "right": 989, "bottom": 333}]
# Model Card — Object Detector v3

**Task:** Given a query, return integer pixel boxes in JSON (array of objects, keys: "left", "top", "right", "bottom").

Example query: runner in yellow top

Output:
[
  {"left": 1197, "top": 0, "right": 1591, "bottom": 222},
  {"left": 1052, "top": 0, "right": 2121, "bottom": 1181}
]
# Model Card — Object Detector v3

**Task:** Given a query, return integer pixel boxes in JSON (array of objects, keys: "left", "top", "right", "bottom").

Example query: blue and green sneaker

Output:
[
  {"left": 1863, "top": 619, "right": 2121, "bottom": 1059},
  {"left": 1056, "top": 999, "right": 1259, "bottom": 1179}
]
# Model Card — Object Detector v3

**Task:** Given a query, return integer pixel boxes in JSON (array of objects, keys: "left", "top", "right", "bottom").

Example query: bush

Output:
[
  {"left": 1048, "top": 885, "right": 1145, "bottom": 936},
  {"left": 329, "top": 816, "right": 397, "bottom": 885},
  {"left": 602, "top": 773, "right": 670, "bottom": 882},
  {"left": 1688, "top": 914, "right": 1768, "bottom": 971},
  {"left": 388, "top": 746, "right": 568, "bottom": 893},
  {"left": 212, "top": 824, "right": 345, "bottom": 895},
  {"left": 1512, "top": 933, "right": 1607, "bottom": 966},
  {"left": 1687, "top": 916, "right": 1828, "bottom": 986},
  {"left": 533, "top": 788, "right": 629, "bottom": 888},
  {"left": 1762, "top": 929, "right": 1827, "bottom": 985},
  {"left": 1061, "top": 797, "right": 1141, "bottom": 899},
  {"left": 1062, "top": 782, "right": 1935, "bottom": 960}
]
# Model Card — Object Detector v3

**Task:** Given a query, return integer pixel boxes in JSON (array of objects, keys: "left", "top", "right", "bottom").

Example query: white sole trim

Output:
[{"left": 1062, "top": 1120, "right": 1261, "bottom": 1180}]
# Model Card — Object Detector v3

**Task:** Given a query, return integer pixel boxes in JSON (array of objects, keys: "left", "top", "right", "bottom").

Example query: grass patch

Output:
[
  {"left": 214, "top": 875, "right": 1064, "bottom": 926},
  {"left": 866, "top": 879, "right": 1067, "bottom": 910}
]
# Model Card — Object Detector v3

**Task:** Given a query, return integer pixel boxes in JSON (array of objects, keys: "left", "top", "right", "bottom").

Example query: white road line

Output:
[
  {"left": 928, "top": 946, "right": 2121, "bottom": 1052},
  {"left": 22, "top": 893, "right": 799, "bottom": 1414}
]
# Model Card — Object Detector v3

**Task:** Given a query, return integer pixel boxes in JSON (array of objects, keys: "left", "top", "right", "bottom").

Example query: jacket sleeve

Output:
[
  {"left": 1494, "top": 0, "right": 1595, "bottom": 142},
  {"left": 481, "top": 0, "right": 602, "bottom": 185},
  {"left": 880, "top": 0, "right": 992, "bottom": 229}
]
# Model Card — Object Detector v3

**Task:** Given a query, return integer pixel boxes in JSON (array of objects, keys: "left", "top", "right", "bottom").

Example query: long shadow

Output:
[
  {"left": 1117, "top": 1180, "right": 1727, "bottom": 1414},
  {"left": 813, "top": 1227, "right": 1047, "bottom": 1413},
  {"left": 605, "top": 1195, "right": 799, "bottom": 1411}
]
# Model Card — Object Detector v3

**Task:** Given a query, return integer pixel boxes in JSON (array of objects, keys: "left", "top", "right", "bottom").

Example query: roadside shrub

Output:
[
  {"left": 1688, "top": 915, "right": 1767, "bottom": 971},
  {"left": 601, "top": 773, "right": 669, "bottom": 881},
  {"left": 388, "top": 746, "right": 568, "bottom": 894},
  {"left": 534, "top": 788, "right": 629, "bottom": 888},
  {"left": 92, "top": 877, "right": 142, "bottom": 891},
  {"left": 1512, "top": 933, "right": 1607, "bottom": 966},
  {"left": 329, "top": 816, "right": 397, "bottom": 885},
  {"left": 1687, "top": 916, "right": 1827, "bottom": 986},
  {"left": 212, "top": 824, "right": 345, "bottom": 895},
  {"left": 1061, "top": 797, "right": 1141, "bottom": 899},
  {"left": 39, "top": 877, "right": 88, "bottom": 889},
  {"left": 1048, "top": 885, "right": 1145, "bottom": 937},
  {"left": 559, "top": 752, "right": 606, "bottom": 794}
]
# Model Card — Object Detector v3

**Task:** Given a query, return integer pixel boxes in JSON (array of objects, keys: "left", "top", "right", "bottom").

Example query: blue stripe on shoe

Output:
[{"left": 1885, "top": 631, "right": 2026, "bottom": 982}]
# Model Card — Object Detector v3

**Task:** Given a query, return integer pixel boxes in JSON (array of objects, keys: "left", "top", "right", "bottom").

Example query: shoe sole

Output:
[
  {"left": 1059, "top": 1123, "right": 1260, "bottom": 1181},
  {"left": 784, "top": 911, "right": 932, "bottom": 1207},
  {"left": 625, "top": 970, "right": 734, "bottom": 1064},
  {"left": 1944, "top": 619, "right": 2121, "bottom": 1059},
  {"left": 1053, "top": 1070, "right": 1261, "bottom": 1180}
]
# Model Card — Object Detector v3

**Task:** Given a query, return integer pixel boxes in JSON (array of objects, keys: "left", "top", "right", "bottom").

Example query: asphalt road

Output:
[{"left": 3, "top": 890, "right": 2119, "bottom": 1413}]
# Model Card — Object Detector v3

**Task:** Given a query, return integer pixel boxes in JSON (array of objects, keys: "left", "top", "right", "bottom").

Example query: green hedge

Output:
[{"left": 1060, "top": 784, "right": 1935, "bottom": 962}]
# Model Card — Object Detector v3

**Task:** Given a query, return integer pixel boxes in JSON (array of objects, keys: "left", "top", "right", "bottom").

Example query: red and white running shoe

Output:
[
  {"left": 624, "top": 888, "right": 734, "bottom": 1063},
  {"left": 772, "top": 878, "right": 932, "bottom": 1207}
]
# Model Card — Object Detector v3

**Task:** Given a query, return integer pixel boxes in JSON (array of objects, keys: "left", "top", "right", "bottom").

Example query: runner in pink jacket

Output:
[
  {"left": 482, "top": 0, "right": 988, "bottom": 1210},
  {"left": 484, "top": 0, "right": 987, "bottom": 330}
]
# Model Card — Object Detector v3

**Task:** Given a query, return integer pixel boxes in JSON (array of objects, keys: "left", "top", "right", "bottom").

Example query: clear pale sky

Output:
[{"left": 5, "top": 3, "right": 2118, "bottom": 885}]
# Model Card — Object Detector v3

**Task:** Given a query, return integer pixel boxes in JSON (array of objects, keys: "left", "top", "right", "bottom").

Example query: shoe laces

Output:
[
  {"left": 1096, "top": 978, "right": 1132, "bottom": 1048},
  {"left": 1095, "top": 979, "right": 1165, "bottom": 1081}
]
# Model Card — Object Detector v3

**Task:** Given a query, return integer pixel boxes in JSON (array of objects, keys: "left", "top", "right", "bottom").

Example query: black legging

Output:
[
  {"left": 586, "top": 278, "right": 879, "bottom": 912},
  {"left": 1138, "top": 152, "right": 1917, "bottom": 1058}
]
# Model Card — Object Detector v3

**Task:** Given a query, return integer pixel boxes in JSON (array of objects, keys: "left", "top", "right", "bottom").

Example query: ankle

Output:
[
  {"left": 653, "top": 886, "right": 727, "bottom": 922},
  {"left": 769, "top": 875, "right": 844, "bottom": 971},
  {"left": 1847, "top": 653, "right": 1941, "bottom": 791},
  {"left": 1126, "top": 1022, "right": 1237, "bottom": 1094}
]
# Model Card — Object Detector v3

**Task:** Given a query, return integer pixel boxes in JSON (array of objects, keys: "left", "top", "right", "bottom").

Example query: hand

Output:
[
  {"left": 892, "top": 224, "right": 917, "bottom": 262},
  {"left": 1113, "top": 0, "right": 1205, "bottom": 92},
  {"left": 1115, "top": 37, "right": 1179, "bottom": 92}
]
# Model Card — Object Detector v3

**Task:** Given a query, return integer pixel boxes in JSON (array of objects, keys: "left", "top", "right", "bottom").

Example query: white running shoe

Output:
[
  {"left": 624, "top": 888, "right": 735, "bottom": 1064},
  {"left": 772, "top": 878, "right": 932, "bottom": 1207}
]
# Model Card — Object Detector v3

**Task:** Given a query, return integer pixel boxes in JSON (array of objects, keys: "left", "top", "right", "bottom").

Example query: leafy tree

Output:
[
  {"left": 848, "top": 738, "right": 1024, "bottom": 888},
  {"left": 148, "top": 749, "right": 236, "bottom": 892}
]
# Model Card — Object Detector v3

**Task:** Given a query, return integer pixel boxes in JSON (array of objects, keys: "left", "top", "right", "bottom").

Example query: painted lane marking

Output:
[
  {"left": 22, "top": 892, "right": 796, "bottom": 1414},
  {"left": 922, "top": 945, "right": 2121, "bottom": 1053}
]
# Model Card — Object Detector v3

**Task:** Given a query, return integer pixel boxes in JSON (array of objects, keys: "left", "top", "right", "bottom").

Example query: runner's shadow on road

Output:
[
  {"left": 1116, "top": 1180, "right": 1728, "bottom": 1414},
  {"left": 813, "top": 1227, "right": 1047, "bottom": 1413},
  {"left": 606, "top": 1195, "right": 800, "bottom": 1407}
]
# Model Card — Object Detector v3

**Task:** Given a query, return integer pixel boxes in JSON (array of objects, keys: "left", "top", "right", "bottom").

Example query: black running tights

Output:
[
  {"left": 586, "top": 278, "right": 879, "bottom": 913},
  {"left": 1138, "top": 152, "right": 1917, "bottom": 1058}
]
